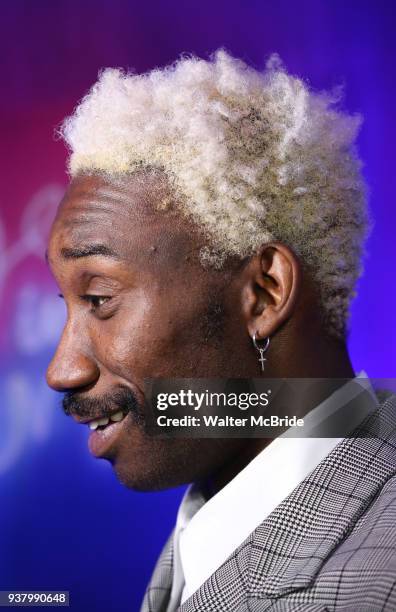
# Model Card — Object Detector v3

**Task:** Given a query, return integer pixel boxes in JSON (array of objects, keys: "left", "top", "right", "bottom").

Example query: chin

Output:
[
  {"left": 109, "top": 456, "right": 189, "bottom": 492},
  {"left": 108, "top": 436, "right": 226, "bottom": 491}
]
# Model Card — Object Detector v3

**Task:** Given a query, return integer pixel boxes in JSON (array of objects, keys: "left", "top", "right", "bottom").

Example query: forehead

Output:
[{"left": 49, "top": 173, "right": 202, "bottom": 267}]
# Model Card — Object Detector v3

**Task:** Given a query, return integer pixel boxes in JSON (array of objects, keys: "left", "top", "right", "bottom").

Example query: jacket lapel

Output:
[
  {"left": 140, "top": 530, "right": 174, "bottom": 612},
  {"left": 249, "top": 391, "right": 396, "bottom": 598}
]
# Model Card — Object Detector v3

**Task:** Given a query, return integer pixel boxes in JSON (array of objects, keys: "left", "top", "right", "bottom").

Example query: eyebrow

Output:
[{"left": 45, "top": 244, "right": 121, "bottom": 263}]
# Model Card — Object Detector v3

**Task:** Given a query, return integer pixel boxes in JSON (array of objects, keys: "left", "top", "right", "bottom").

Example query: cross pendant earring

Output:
[
  {"left": 252, "top": 332, "right": 270, "bottom": 373},
  {"left": 258, "top": 349, "right": 267, "bottom": 372}
]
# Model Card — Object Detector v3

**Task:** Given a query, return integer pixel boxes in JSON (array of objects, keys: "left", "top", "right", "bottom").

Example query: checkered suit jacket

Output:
[{"left": 141, "top": 391, "right": 396, "bottom": 611}]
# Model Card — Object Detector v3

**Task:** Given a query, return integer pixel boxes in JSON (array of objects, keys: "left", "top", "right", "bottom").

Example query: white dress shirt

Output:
[{"left": 166, "top": 372, "right": 376, "bottom": 609}]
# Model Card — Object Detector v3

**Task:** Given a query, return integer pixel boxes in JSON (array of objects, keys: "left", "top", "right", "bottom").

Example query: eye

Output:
[{"left": 82, "top": 295, "right": 112, "bottom": 310}]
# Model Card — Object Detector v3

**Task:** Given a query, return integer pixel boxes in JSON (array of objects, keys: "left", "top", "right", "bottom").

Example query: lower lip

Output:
[{"left": 88, "top": 414, "right": 130, "bottom": 457}]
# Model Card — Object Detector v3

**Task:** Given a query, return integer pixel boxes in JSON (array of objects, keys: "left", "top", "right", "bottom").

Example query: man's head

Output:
[{"left": 46, "top": 50, "right": 369, "bottom": 491}]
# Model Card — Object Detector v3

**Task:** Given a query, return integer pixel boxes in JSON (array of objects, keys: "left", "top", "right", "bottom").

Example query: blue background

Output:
[{"left": 1, "top": 1, "right": 395, "bottom": 610}]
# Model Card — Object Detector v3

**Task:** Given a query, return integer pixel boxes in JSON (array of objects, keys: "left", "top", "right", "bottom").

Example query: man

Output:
[{"left": 46, "top": 50, "right": 396, "bottom": 610}]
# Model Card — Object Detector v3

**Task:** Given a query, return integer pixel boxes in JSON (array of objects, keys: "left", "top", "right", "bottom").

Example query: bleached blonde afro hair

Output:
[{"left": 60, "top": 49, "right": 370, "bottom": 340}]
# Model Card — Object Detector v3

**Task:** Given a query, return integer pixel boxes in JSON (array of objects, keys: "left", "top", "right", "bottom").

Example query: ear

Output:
[{"left": 241, "top": 242, "right": 302, "bottom": 339}]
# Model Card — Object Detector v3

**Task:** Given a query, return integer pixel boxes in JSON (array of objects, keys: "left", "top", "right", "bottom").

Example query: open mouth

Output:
[
  {"left": 87, "top": 410, "right": 128, "bottom": 431},
  {"left": 86, "top": 409, "right": 132, "bottom": 458}
]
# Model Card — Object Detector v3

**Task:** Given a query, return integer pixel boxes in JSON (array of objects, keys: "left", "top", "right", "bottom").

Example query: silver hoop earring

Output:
[{"left": 252, "top": 332, "right": 270, "bottom": 372}]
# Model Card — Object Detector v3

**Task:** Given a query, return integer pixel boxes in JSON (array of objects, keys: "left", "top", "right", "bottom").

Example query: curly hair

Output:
[{"left": 59, "top": 49, "right": 370, "bottom": 339}]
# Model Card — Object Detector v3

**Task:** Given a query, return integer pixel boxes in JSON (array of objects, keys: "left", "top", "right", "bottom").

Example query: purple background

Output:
[{"left": 1, "top": 1, "right": 395, "bottom": 610}]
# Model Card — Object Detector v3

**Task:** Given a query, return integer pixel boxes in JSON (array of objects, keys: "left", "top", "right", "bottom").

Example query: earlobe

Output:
[{"left": 242, "top": 242, "right": 302, "bottom": 339}]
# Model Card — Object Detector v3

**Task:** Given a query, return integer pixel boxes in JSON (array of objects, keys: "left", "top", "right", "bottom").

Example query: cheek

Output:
[
  {"left": 96, "top": 288, "right": 223, "bottom": 381},
  {"left": 92, "top": 289, "right": 196, "bottom": 380}
]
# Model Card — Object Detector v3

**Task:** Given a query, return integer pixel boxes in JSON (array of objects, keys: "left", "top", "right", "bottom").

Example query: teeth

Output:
[
  {"left": 88, "top": 416, "right": 110, "bottom": 430},
  {"left": 88, "top": 413, "right": 125, "bottom": 430},
  {"left": 97, "top": 417, "right": 110, "bottom": 426}
]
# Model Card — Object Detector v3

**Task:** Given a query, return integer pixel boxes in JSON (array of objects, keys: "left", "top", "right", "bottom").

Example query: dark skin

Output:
[{"left": 46, "top": 172, "right": 355, "bottom": 493}]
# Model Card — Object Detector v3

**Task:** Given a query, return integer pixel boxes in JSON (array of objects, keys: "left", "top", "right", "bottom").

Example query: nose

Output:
[{"left": 46, "top": 321, "right": 100, "bottom": 392}]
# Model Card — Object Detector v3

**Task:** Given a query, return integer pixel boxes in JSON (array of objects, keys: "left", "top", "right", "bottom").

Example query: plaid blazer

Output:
[{"left": 141, "top": 391, "right": 396, "bottom": 611}]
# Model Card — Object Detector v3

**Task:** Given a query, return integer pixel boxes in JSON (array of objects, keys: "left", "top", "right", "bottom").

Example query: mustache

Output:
[{"left": 62, "top": 385, "right": 146, "bottom": 426}]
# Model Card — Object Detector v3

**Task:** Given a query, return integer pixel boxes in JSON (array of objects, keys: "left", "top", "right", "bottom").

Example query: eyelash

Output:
[
  {"left": 58, "top": 293, "right": 111, "bottom": 311},
  {"left": 81, "top": 295, "right": 112, "bottom": 310}
]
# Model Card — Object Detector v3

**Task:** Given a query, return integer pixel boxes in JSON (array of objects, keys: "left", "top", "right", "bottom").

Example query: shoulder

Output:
[
  {"left": 350, "top": 470, "right": 396, "bottom": 552},
  {"left": 313, "top": 470, "right": 396, "bottom": 608}
]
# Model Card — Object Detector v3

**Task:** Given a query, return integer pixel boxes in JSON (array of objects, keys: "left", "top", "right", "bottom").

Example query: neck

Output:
[
  {"left": 271, "top": 331, "right": 355, "bottom": 379},
  {"left": 206, "top": 334, "right": 355, "bottom": 496}
]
